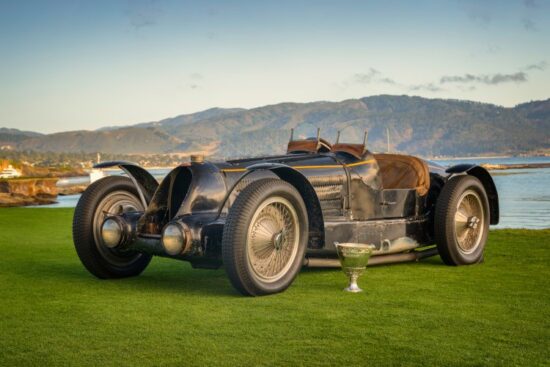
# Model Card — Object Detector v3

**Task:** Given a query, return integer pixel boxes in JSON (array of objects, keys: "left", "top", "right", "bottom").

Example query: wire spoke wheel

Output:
[
  {"left": 222, "top": 178, "right": 308, "bottom": 296},
  {"left": 247, "top": 197, "right": 300, "bottom": 282},
  {"left": 435, "top": 175, "right": 490, "bottom": 266},
  {"left": 454, "top": 190, "right": 484, "bottom": 254}
]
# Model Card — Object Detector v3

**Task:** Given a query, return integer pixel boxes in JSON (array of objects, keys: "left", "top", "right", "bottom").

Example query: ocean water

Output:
[
  {"left": 434, "top": 156, "right": 550, "bottom": 229},
  {"left": 31, "top": 157, "right": 550, "bottom": 229}
]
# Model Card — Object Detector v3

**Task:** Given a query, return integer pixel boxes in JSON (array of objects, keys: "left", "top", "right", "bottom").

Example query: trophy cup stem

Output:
[{"left": 345, "top": 273, "right": 362, "bottom": 293}]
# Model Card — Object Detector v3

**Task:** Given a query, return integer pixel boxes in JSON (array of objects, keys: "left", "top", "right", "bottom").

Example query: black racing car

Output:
[{"left": 72, "top": 131, "right": 499, "bottom": 296}]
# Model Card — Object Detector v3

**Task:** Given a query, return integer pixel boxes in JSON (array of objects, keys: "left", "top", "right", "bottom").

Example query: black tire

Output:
[
  {"left": 72, "top": 176, "right": 152, "bottom": 278},
  {"left": 434, "top": 175, "right": 490, "bottom": 265},
  {"left": 222, "top": 179, "right": 309, "bottom": 296}
]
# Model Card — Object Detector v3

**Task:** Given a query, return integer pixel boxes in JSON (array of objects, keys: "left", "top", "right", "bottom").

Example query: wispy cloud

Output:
[
  {"left": 126, "top": 0, "right": 163, "bottom": 30},
  {"left": 523, "top": 61, "right": 547, "bottom": 71},
  {"left": 460, "top": 0, "right": 540, "bottom": 32},
  {"left": 408, "top": 83, "right": 444, "bottom": 92},
  {"left": 347, "top": 61, "right": 542, "bottom": 94},
  {"left": 523, "top": 0, "right": 538, "bottom": 8},
  {"left": 348, "top": 69, "right": 441, "bottom": 93},
  {"left": 521, "top": 0, "right": 539, "bottom": 31},
  {"left": 187, "top": 73, "right": 204, "bottom": 90},
  {"left": 457, "top": 85, "right": 477, "bottom": 92},
  {"left": 440, "top": 72, "right": 527, "bottom": 85},
  {"left": 352, "top": 68, "right": 396, "bottom": 85},
  {"left": 521, "top": 17, "right": 538, "bottom": 31},
  {"left": 189, "top": 73, "right": 204, "bottom": 80},
  {"left": 467, "top": 11, "right": 491, "bottom": 27},
  {"left": 458, "top": 0, "right": 492, "bottom": 27}
]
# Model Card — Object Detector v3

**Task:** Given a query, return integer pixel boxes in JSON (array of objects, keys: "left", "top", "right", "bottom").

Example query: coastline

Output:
[
  {"left": 481, "top": 162, "right": 550, "bottom": 170},
  {"left": 0, "top": 193, "right": 57, "bottom": 207},
  {"left": 429, "top": 155, "right": 514, "bottom": 160}
]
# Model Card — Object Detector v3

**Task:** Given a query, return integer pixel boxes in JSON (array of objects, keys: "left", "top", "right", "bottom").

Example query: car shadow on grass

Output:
[
  {"left": 6, "top": 251, "right": 445, "bottom": 297},
  {"left": 131, "top": 268, "right": 239, "bottom": 297},
  {"left": 6, "top": 257, "right": 242, "bottom": 297}
]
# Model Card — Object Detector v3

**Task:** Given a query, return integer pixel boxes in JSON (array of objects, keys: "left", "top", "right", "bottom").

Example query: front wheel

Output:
[
  {"left": 434, "top": 175, "right": 490, "bottom": 265},
  {"left": 222, "top": 179, "right": 309, "bottom": 296},
  {"left": 72, "top": 176, "right": 152, "bottom": 278}
]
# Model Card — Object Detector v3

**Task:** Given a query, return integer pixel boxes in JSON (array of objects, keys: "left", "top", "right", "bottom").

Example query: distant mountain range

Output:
[{"left": 2, "top": 95, "right": 549, "bottom": 158}]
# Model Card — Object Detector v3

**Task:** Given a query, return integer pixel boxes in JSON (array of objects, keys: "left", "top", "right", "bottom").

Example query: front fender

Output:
[
  {"left": 94, "top": 161, "right": 159, "bottom": 208},
  {"left": 220, "top": 162, "right": 325, "bottom": 249},
  {"left": 445, "top": 164, "right": 499, "bottom": 224}
]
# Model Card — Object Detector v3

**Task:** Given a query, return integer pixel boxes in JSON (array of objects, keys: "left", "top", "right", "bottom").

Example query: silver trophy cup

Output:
[{"left": 335, "top": 242, "right": 375, "bottom": 292}]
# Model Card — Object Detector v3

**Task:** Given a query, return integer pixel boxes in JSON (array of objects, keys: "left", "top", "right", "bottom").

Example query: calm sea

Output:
[
  {"left": 37, "top": 156, "right": 550, "bottom": 230},
  {"left": 434, "top": 156, "right": 550, "bottom": 229}
]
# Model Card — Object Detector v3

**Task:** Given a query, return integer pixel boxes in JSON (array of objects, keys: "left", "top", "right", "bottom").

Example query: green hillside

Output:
[{"left": 3, "top": 95, "right": 550, "bottom": 157}]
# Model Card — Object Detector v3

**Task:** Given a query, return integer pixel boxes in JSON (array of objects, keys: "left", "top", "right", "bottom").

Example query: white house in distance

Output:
[{"left": 0, "top": 165, "right": 22, "bottom": 179}]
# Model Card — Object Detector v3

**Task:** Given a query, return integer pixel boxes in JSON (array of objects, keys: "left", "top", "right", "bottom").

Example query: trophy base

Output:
[
  {"left": 344, "top": 287, "right": 363, "bottom": 293},
  {"left": 344, "top": 281, "right": 363, "bottom": 293}
]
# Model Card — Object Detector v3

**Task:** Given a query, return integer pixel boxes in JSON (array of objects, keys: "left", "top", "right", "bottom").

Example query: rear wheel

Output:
[
  {"left": 222, "top": 179, "right": 309, "bottom": 296},
  {"left": 435, "top": 175, "right": 490, "bottom": 265},
  {"left": 72, "top": 176, "right": 152, "bottom": 278}
]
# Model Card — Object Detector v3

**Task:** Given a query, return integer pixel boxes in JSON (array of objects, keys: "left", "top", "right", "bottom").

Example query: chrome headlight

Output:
[
  {"left": 101, "top": 218, "right": 124, "bottom": 248},
  {"left": 162, "top": 222, "right": 190, "bottom": 256}
]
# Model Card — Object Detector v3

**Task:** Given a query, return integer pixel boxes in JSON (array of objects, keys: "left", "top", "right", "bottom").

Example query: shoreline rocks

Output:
[
  {"left": 57, "top": 184, "right": 88, "bottom": 196},
  {"left": 0, "top": 178, "right": 58, "bottom": 207},
  {"left": 0, "top": 193, "right": 57, "bottom": 207}
]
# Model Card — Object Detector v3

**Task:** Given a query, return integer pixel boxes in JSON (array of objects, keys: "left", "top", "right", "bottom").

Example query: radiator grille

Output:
[
  {"left": 233, "top": 175, "right": 345, "bottom": 217},
  {"left": 310, "top": 175, "right": 344, "bottom": 216}
]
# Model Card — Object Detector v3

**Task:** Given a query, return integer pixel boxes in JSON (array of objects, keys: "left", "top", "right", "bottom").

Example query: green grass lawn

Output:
[{"left": 1, "top": 208, "right": 549, "bottom": 366}]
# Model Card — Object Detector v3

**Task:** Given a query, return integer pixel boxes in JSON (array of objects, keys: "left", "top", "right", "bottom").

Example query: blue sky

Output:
[{"left": 0, "top": 0, "right": 549, "bottom": 133}]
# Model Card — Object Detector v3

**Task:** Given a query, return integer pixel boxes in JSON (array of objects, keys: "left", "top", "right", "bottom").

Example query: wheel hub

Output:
[
  {"left": 92, "top": 190, "right": 143, "bottom": 266},
  {"left": 454, "top": 190, "right": 485, "bottom": 254},
  {"left": 468, "top": 216, "right": 480, "bottom": 229},
  {"left": 272, "top": 231, "right": 286, "bottom": 251}
]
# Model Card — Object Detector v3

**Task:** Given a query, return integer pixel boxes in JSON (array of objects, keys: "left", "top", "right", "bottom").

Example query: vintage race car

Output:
[{"left": 72, "top": 131, "right": 499, "bottom": 296}]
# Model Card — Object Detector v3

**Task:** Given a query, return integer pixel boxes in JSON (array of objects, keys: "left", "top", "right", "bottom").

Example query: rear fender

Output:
[
  {"left": 446, "top": 164, "right": 499, "bottom": 224},
  {"left": 94, "top": 161, "right": 159, "bottom": 208}
]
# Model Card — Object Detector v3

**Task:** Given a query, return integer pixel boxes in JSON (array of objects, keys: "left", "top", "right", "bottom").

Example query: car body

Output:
[{"left": 73, "top": 134, "right": 499, "bottom": 296}]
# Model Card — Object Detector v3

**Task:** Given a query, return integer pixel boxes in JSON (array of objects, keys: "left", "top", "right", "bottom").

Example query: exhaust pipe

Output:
[
  {"left": 372, "top": 237, "right": 419, "bottom": 256},
  {"left": 304, "top": 247, "right": 439, "bottom": 268}
]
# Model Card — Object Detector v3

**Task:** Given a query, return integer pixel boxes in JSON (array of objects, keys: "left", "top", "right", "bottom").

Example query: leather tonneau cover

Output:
[{"left": 374, "top": 154, "right": 430, "bottom": 196}]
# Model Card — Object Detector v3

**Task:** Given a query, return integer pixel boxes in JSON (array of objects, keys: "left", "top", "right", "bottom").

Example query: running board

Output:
[
  {"left": 304, "top": 247, "right": 439, "bottom": 268},
  {"left": 322, "top": 216, "right": 431, "bottom": 254}
]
